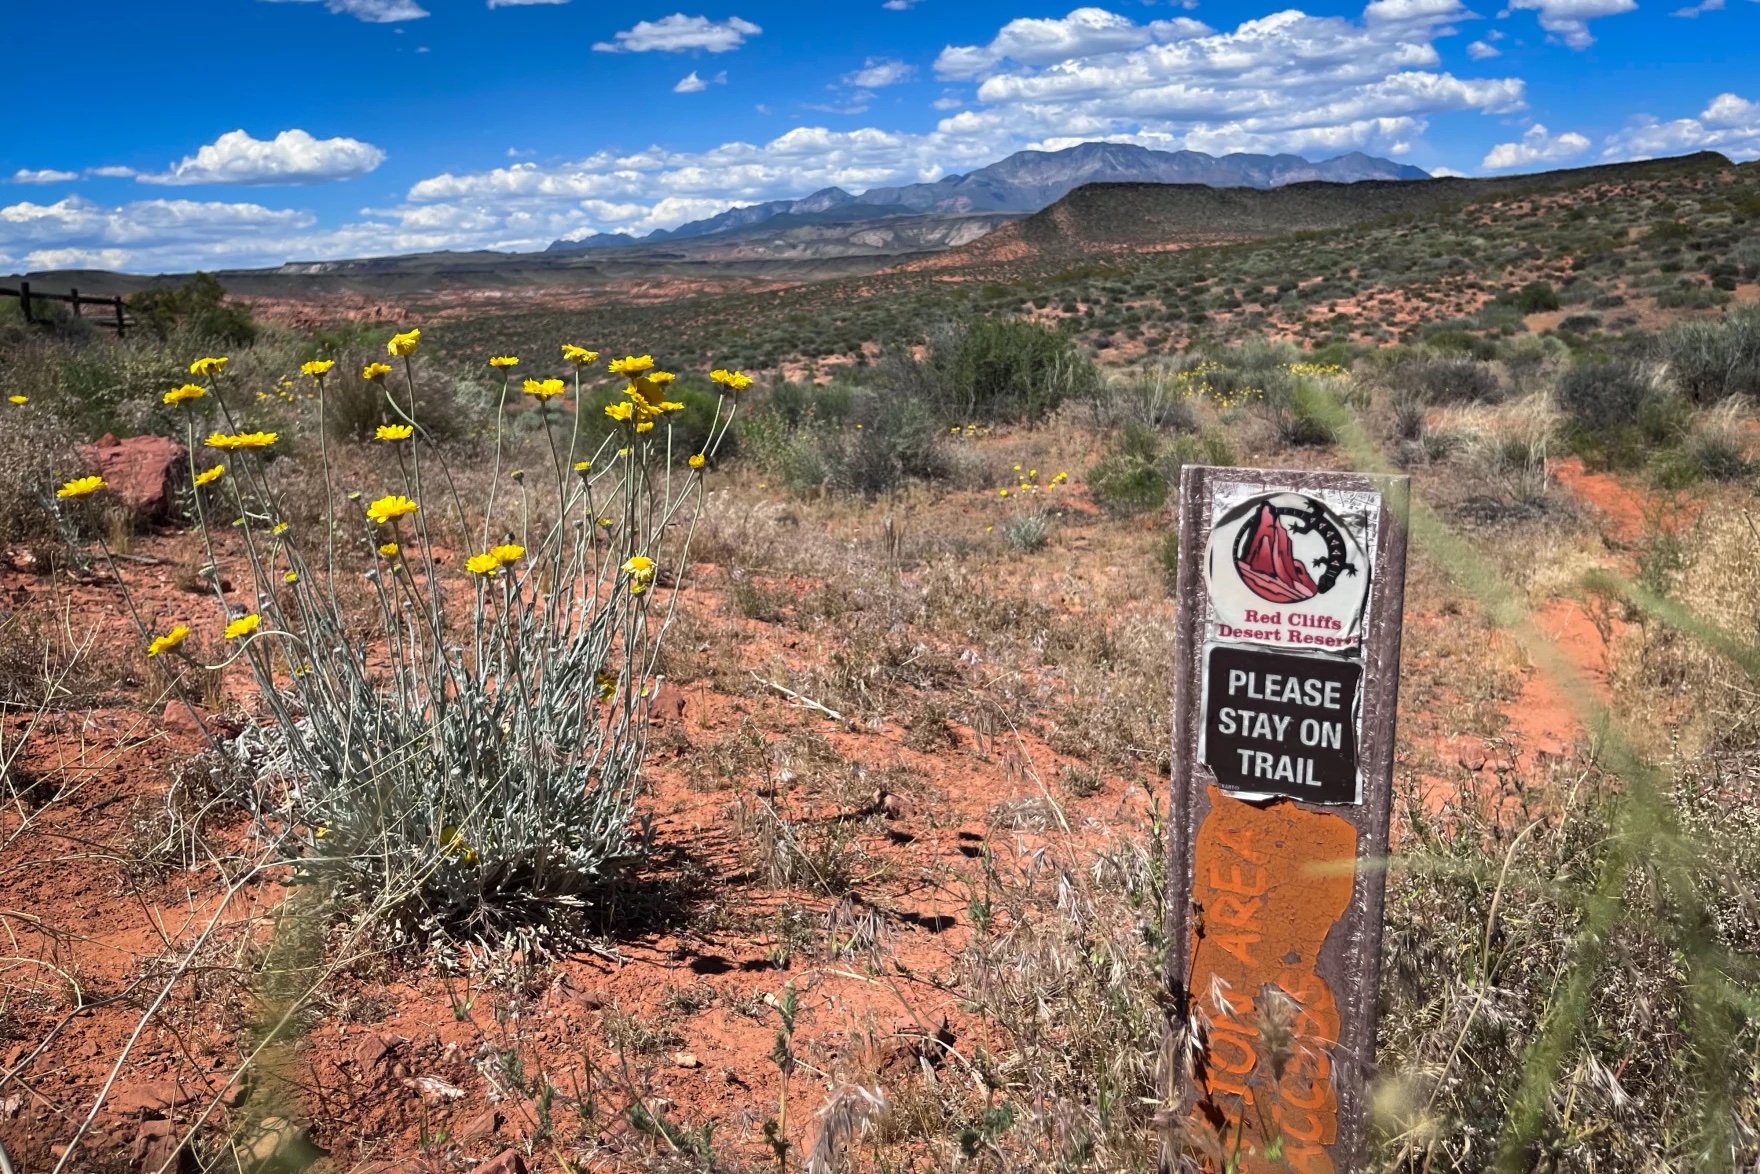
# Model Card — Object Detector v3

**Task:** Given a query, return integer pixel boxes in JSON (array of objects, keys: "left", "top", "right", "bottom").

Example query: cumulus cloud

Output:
[
  {"left": 1481, "top": 123, "right": 1591, "bottom": 169},
  {"left": 1467, "top": 39, "right": 1500, "bottom": 57},
  {"left": 135, "top": 130, "right": 387, "bottom": 186},
  {"left": 935, "top": 7, "right": 1212, "bottom": 78},
  {"left": 593, "top": 14, "right": 761, "bottom": 53},
  {"left": 1504, "top": 0, "right": 1635, "bottom": 48},
  {"left": 882, "top": 0, "right": 921, "bottom": 8},
  {"left": 0, "top": 196, "right": 320, "bottom": 272},
  {"left": 11, "top": 169, "right": 79, "bottom": 184},
  {"left": 259, "top": 0, "right": 429, "bottom": 23},
  {"left": 845, "top": 57, "right": 916, "bottom": 88},
  {"left": 88, "top": 166, "right": 139, "bottom": 179},
  {"left": 1603, "top": 92, "right": 1760, "bottom": 161},
  {"left": 674, "top": 70, "right": 728, "bottom": 92}
]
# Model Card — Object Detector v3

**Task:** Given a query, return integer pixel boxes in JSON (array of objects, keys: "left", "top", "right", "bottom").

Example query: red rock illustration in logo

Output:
[{"left": 1235, "top": 501, "right": 1318, "bottom": 603}]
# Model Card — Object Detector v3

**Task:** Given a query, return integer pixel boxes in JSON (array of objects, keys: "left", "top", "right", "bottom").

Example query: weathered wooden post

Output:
[
  {"left": 69, "top": 286, "right": 80, "bottom": 318},
  {"left": 18, "top": 280, "right": 30, "bottom": 325},
  {"left": 114, "top": 295, "right": 127, "bottom": 337},
  {"left": 1162, "top": 466, "right": 1409, "bottom": 1174}
]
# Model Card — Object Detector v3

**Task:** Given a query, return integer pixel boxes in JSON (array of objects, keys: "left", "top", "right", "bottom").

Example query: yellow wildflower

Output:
[
  {"left": 376, "top": 424, "right": 414, "bottom": 442},
  {"left": 57, "top": 475, "right": 106, "bottom": 498},
  {"left": 163, "top": 383, "right": 207, "bottom": 406},
  {"left": 273, "top": 522, "right": 289, "bottom": 534},
  {"left": 604, "top": 402, "right": 634, "bottom": 422},
  {"left": 489, "top": 543, "right": 525, "bottom": 565},
  {"left": 7, "top": 395, "right": 26, "bottom": 405},
  {"left": 194, "top": 464, "right": 225, "bottom": 487},
  {"left": 301, "top": 359, "right": 336, "bottom": 378},
  {"left": 378, "top": 542, "right": 400, "bottom": 557},
  {"left": 524, "top": 378, "right": 566, "bottom": 400},
  {"left": 710, "top": 369, "right": 753, "bottom": 392},
  {"left": 440, "top": 826, "right": 479, "bottom": 866},
  {"left": 189, "top": 357, "right": 228, "bottom": 377},
  {"left": 488, "top": 355, "right": 520, "bottom": 368},
  {"left": 224, "top": 614, "right": 261, "bottom": 640},
  {"left": 366, "top": 494, "right": 419, "bottom": 524},
  {"left": 622, "top": 554, "right": 656, "bottom": 593},
  {"left": 608, "top": 355, "right": 654, "bottom": 375},
  {"left": 648, "top": 371, "right": 676, "bottom": 386},
  {"left": 635, "top": 420, "right": 654, "bottom": 433},
  {"left": 594, "top": 671, "right": 616, "bottom": 701},
  {"left": 688, "top": 453, "right": 705, "bottom": 469},
  {"left": 284, "top": 571, "right": 299, "bottom": 583},
  {"left": 205, "top": 431, "right": 279, "bottom": 450},
  {"left": 387, "top": 329, "right": 421, "bottom": 357},
  {"left": 562, "top": 345, "right": 599, "bottom": 365},
  {"left": 574, "top": 460, "right": 591, "bottom": 472},
  {"left": 466, "top": 553, "right": 501, "bottom": 576},
  {"left": 998, "top": 489, "right": 1008, "bottom": 497},
  {"left": 362, "top": 362, "right": 393, "bottom": 381},
  {"left": 146, "top": 625, "right": 190, "bottom": 658}
]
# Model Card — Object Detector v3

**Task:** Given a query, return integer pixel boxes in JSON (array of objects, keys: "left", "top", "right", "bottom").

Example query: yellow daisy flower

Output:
[
  {"left": 194, "top": 464, "right": 225, "bottom": 487},
  {"left": 710, "top": 368, "right": 753, "bottom": 392},
  {"left": 488, "top": 355, "right": 520, "bottom": 368},
  {"left": 146, "top": 625, "right": 190, "bottom": 658},
  {"left": 688, "top": 453, "right": 705, "bottom": 469},
  {"left": 378, "top": 542, "right": 400, "bottom": 557},
  {"left": 387, "top": 329, "right": 421, "bottom": 357},
  {"left": 224, "top": 614, "right": 261, "bottom": 640},
  {"left": 489, "top": 543, "right": 525, "bottom": 565},
  {"left": 622, "top": 554, "right": 656, "bottom": 593},
  {"left": 523, "top": 378, "right": 566, "bottom": 400},
  {"left": 608, "top": 355, "right": 654, "bottom": 375},
  {"left": 465, "top": 553, "right": 501, "bottom": 576},
  {"left": 301, "top": 360, "right": 336, "bottom": 378},
  {"left": 366, "top": 494, "right": 419, "bottom": 524},
  {"left": 189, "top": 357, "right": 228, "bottom": 377},
  {"left": 57, "top": 475, "right": 106, "bottom": 498},
  {"left": 163, "top": 384, "right": 207, "bottom": 406},
  {"left": 376, "top": 424, "right": 414, "bottom": 442},
  {"left": 562, "top": 345, "right": 599, "bottom": 365},
  {"left": 7, "top": 395, "right": 27, "bottom": 405},
  {"left": 362, "top": 362, "right": 393, "bottom": 381},
  {"left": 604, "top": 402, "right": 634, "bottom": 422}
]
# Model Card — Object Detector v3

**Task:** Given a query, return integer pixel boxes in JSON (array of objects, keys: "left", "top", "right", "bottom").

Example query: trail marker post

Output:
[{"left": 1162, "top": 466, "right": 1409, "bottom": 1174}]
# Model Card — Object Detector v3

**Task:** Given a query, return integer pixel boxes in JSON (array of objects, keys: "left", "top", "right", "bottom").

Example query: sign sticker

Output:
[
  {"left": 1201, "top": 645, "right": 1363, "bottom": 805},
  {"left": 1203, "top": 489, "right": 1375, "bottom": 656}
]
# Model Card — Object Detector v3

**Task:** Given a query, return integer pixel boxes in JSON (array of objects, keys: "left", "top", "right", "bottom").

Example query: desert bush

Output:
[
  {"left": 1083, "top": 358, "right": 1206, "bottom": 431},
  {"left": 1395, "top": 354, "right": 1503, "bottom": 405},
  {"left": 96, "top": 340, "right": 738, "bottom": 935},
  {"left": 1555, "top": 358, "right": 1653, "bottom": 431},
  {"left": 1512, "top": 280, "right": 1561, "bottom": 313},
  {"left": 1656, "top": 283, "right": 1732, "bottom": 310},
  {"left": 921, "top": 318, "right": 1099, "bottom": 425},
  {"left": 1658, "top": 304, "right": 1760, "bottom": 403},
  {"left": 1002, "top": 510, "right": 1052, "bottom": 552},
  {"left": 1458, "top": 395, "right": 1557, "bottom": 505},
  {"left": 1087, "top": 424, "right": 1233, "bottom": 516},
  {"left": 128, "top": 273, "right": 258, "bottom": 345},
  {"left": 745, "top": 381, "right": 943, "bottom": 498},
  {"left": 0, "top": 406, "right": 84, "bottom": 555}
]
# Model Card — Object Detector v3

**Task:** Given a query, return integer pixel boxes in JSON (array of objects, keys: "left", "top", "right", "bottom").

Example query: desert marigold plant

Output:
[{"left": 117, "top": 332, "right": 743, "bottom": 936}]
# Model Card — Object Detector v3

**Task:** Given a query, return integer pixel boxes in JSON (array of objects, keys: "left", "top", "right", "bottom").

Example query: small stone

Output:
[
  {"left": 76, "top": 435, "right": 187, "bottom": 522},
  {"left": 672, "top": 1052, "right": 701, "bottom": 1069},
  {"left": 130, "top": 1119, "right": 191, "bottom": 1173},
  {"left": 459, "top": 1107, "right": 503, "bottom": 1140},
  {"left": 111, "top": 1079, "right": 195, "bottom": 1119},
  {"left": 477, "top": 1151, "right": 528, "bottom": 1174},
  {"left": 575, "top": 989, "right": 606, "bottom": 1010}
]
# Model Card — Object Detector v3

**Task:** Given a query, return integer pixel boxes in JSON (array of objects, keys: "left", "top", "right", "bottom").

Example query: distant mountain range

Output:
[{"left": 546, "top": 142, "right": 1430, "bottom": 253}]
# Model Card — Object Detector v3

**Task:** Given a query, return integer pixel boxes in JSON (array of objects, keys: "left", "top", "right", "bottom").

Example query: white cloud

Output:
[
  {"left": 89, "top": 166, "right": 139, "bottom": 179},
  {"left": 1467, "top": 39, "right": 1500, "bottom": 57},
  {"left": 674, "top": 70, "right": 728, "bottom": 92},
  {"left": 259, "top": 0, "right": 429, "bottom": 23},
  {"left": 1429, "top": 165, "right": 1470, "bottom": 175},
  {"left": 0, "top": 196, "right": 321, "bottom": 272},
  {"left": 1481, "top": 123, "right": 1591, "bottom": 168},
  {"left": 11, "top": 169, "right": 79, "bottom": 184},
  {"left": 845, "top": 57, "right": 916, "bottom": 88},
  {"left": 593, "top": 14, "right": 761, "bottom": 53},
  {"left": 882, "top": 0, "right": 921, "bottom": 8},
  {"left": 1603, "top": 91, "right": 1760, "bottom": 161},
  {"left": 134, "top": 130, "right": 387, "bottom": 186},
  {"left": 24, "top": 247, "right": 133, "bottom": 271},
  {"left": 932, "top": 94, "right": 966, "bottom": 110},
  {"left": 936, "top": 7, "right": 1212, "bottom": 78},
  {"left": 1504, "top": 0, "right": 1635, "bottom": 48}
]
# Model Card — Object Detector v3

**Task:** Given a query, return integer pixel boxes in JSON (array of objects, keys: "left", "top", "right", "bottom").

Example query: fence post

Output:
[
  {"left": 18, "top": 281, "right": 29, "bottom": 325},
  {"left": 70, "top": 287, "right": 81, "bottom": 318},
  {"left": 114, "top": 296, "right": 125, "bottom": 338}
]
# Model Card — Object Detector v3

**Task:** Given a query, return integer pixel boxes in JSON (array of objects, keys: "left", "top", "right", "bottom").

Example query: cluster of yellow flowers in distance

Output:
[
  {"left": 366, "top": 494, "right": 419, "bottom": 525},
  {"left": 1287, "top": 361, "right": 1349, "bottom": 378},
  {"left": 206, "top": 431, "right": 278, "bottom": 451}
]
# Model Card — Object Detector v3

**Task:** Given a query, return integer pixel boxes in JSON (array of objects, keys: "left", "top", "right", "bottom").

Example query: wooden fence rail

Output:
[{"left": 0, "top": 281, "right": 129, "bottom": 336}]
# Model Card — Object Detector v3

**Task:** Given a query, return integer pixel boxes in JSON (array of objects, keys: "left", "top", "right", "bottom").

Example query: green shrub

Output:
[
  {"left": 1656, "top": 284, "right": 1732, "bottom": 310},
  {"left": 1002, "top": 510, "right": 1052, "bottom": 552},
  {"left": 127, "top": 273, "right": 257, "bottom": 345},
  {"left": 1514, "top": 281, "right": 1561, "bottom": 313},
  {"left": 1396, "top": 355, "right": 1502, "bottom": 405},
  {"left": 1555, "top": 359, "right": 1652, "bottom": 431},
  {"left": 744, "top": 381, "right": 941, "bottom": 498},
  {"left": 1657, "top": 305, "right": 1760, "bottom": 403},
  {"left": 924, "top": 318, "right": 1097, "bottom": 425}
]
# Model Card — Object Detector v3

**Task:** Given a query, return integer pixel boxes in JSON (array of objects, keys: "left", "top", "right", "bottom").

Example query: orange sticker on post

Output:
[{"left": 1185, "top": 787, "right": 1357, "bottom": 1173}]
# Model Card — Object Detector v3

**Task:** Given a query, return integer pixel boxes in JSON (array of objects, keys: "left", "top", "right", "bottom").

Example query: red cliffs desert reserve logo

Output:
[{"left": 1204, "top": 491, "right": 1372, "bottom": 653}]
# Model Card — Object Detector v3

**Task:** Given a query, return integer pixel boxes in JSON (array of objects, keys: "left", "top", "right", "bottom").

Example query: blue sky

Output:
[{"left": 2, "top": 0, "right": 1756, "bottom": 273}]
